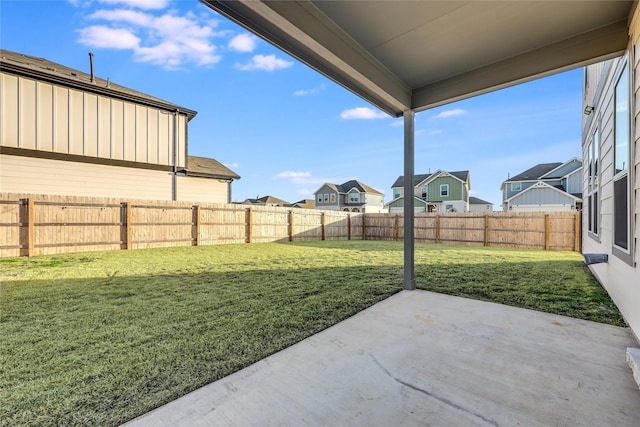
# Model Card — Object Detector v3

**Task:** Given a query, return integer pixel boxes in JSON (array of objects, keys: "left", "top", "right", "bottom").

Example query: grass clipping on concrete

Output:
[{"left": 0, "top": 241, "right": 623, "bottom": 426}]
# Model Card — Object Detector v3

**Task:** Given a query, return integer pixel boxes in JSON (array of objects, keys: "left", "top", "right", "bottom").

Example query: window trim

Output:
[
  {"left": 317, "top": 194, "right": 323, "bottom": 203},
  {"left": 440, "top": 184, "right": 449, "bottom": 197},
  {"left": 421, "top": 186, "right": 427, "bottom": 198},
  {"left": 586, "top": 123, "right": 601, "bottom": 241},
  {"left": 611, "top": 58, "right": 633, "bottom": 265},
  {"left": 329, "top": 193, "right": 336, "bottom": 203},
  {"left": 511, "top": 182, "right": 521, "bottom": 192}
]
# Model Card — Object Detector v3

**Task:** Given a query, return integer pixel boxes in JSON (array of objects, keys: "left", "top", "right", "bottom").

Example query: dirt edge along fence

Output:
[{"left": 0, "top": 193, "right": 580, "bottom": 257}]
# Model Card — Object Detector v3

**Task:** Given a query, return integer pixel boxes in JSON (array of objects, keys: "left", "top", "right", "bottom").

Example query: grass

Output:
[{"left": 0, "top": 241, "right": 623, "bottom": 426}]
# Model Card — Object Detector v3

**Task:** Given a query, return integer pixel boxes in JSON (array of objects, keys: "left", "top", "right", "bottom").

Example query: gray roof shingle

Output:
[
  {"left": 0, "top": 49, "right": 197, "bottom": 118},
  {"left": 506, "top": 163, "right": 562, "bottom": 182},
  {"left": 184, "top": 156, "right": 240, "bottom": 180}
]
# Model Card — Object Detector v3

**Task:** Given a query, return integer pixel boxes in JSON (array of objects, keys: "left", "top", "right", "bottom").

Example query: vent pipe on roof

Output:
[{"left": 88, "top": 52, "right": 95, "bottom": 83}]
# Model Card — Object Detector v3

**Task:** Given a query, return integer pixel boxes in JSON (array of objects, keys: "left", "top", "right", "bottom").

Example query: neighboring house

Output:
[
  {"left": 582, "top": 23, "right": 639, "bottom": 341},
  {"left": 0, "top": 49, "right": 239, "bottom": 202},
  {"left": 501, "top": 159, "right": 582, "bottom": 212},
  {"left": 288, "top": 199, "right": 315, "bottom": 209},
  {"left": 469, "top": 196, "right": 494, "bottom": 212},
  {"left": 386, "top": 170, "right": 470, "bottom": 213},
  {"left": 242, "top": 195, "right": 290, "bottom": 207},
  {"left": 314, "top": 180, "right": 385, "bottom": 213},
  {"left": 178, "top": 156, "right": 240, "bottom": 204}
]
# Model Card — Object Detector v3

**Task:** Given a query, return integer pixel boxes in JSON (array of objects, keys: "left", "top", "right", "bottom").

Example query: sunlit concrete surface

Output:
[{"left": 125, "top": 290, "right": 640, "bottom": 427}]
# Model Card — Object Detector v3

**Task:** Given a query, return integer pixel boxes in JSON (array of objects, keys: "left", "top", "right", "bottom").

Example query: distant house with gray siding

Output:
[
  {"left": 501, "top": 159, "right": 582, "bottom": 212},
  {"left": 469, "top": 196, "right": 493, "bottom": 212},
  {"left": 314, "top": 180, "right": 384, "bottom": 213},
  {"left": 0, "top": 49, "right": 239, "bottom": 203},
  {"left": 387, "top": 170, "right": 470, "bottom": 213}
]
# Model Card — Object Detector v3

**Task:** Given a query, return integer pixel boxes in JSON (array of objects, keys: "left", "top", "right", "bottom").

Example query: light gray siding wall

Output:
[
  {"left": 0, "top": 153, "right": 172, "bottom": 200},
  {"left": 566, "top": 170, "right": 582, "bottom": 194},
  {"left": 582, "top": 11, "right": 639, "bottom": 341},
  {"left": 510, "top": 187, "right": 575, "bottom": 206},
  {"left": 544, "top": 161, "right": 581, "bottom": 178},
  {"left": 0, "top": 71, "right": 188, "bottom": 168}
]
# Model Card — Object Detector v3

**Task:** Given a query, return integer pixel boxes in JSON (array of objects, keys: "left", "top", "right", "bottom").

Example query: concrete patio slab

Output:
[{"left": 125, "top": 290, "right": 640, "bottom": 427}]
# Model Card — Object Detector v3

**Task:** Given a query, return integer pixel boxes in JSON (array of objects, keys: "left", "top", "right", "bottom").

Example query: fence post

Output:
[
  {"left": 289, "top": 210, "right": 294, "bottom": 242},
  {"left": 192, "top": 205, "right": 200, "bottom": 246},
  {"left": 20, "top": 198, "right": 36, "bottom": 257},
  {"left": 574, "top": 211, "right": 581, "bottom": 252},
  {"left": 321, "top": 212, "right": 326, "bottom": 241},
  {"left": 347, "top": 214, "right": 351, "bottom": 240},
  {"left": 544, "top": 213, "right": 550, "bottom": 250},
  {"left": 484, "top": 213, "right": 489, "bottom": 247},
  {"left": 126, "top": 202, "right": 133, "bottom": 250},
  {"left": 435, "top": 214, "right": 440, "bottom": 244},
  {"left": 362, "top": 213, "right": 366, "bottom": 240},
  {"left": 246, "top": 207, "right": 252, "bottom": 243},
  {"left": 394, "top": 214, "right": 399, "bottom": 241}
]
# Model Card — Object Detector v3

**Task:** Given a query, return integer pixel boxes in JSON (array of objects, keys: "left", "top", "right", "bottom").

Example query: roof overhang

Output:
[{"left": 202, "top": 0, "right": 633, "bottom": 117}]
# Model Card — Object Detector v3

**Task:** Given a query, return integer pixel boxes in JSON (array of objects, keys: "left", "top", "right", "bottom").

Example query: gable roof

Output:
[
  {"left": 0, "top": 49, "right": 197, "bottom": 119},
  {"left": 392, "top": 171, "right": 469, "bottom": 188},
  {"left": 469, "top": 197, "right": 493, "bottom": 205},
  {"left": 183, "top": 156, "right": 240, "bottom": 180},
  {"left": 539, "top": 158, "right": 582, "bottom": 179},
  {"left": 243, "top": 195, "right": 290, "bottom": 206},
  {"left": 505, "top": 181, "right": 582, "bottom": 203},
  {"left": 288, "top": 199, "right": 315, "bottom": 209},
  {"left": 505, "top": 163, "right": 563, "bottom": 182},
  {"left": 315, "top": 180, "right": 383, "bottom": 195}
]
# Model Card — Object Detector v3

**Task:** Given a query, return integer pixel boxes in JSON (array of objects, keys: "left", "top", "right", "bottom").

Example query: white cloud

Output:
[
  {"left": 340, "top": 107, "right": 387, "bottom": 120},
  {"left": 98, "top": 0, "right": 170, "bottom": 10},
  {"left": 433, "top": 108, "right": 466, "bottom": 119},
  {"left": 77, "top": 6, "right": 222, "bottom": 69},
  {"left": 277, "top": 171, "right": 310, "bottom": 179},
  {"left": 293, "top": 83, "right": 326, "bottom": 96},
  {"left": 237, "top": 54, "right": 293, "bottom": 71},
  {"left": 224, "top": 162, "right": 240, "bottom": 168},
  {"left": 228, "top": 33, "right": 258, "bottom": 52},
  {"left": 78, "top": 25, "right": 140, "bottom": 49}
]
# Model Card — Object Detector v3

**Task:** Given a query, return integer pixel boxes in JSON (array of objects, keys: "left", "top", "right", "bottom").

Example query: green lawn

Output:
[{"left": 0, "top": 241, "right": 623, "bottom": 426}]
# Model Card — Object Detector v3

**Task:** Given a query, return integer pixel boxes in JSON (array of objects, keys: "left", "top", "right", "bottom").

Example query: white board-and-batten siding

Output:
[{"left": 0, "top": 72, "right": 187, "bottom": 168}]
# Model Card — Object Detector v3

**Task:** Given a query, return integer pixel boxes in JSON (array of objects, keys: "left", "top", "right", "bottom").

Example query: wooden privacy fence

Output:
[{"left": 0, "top": 193, "right": 580, "bottom": 257}]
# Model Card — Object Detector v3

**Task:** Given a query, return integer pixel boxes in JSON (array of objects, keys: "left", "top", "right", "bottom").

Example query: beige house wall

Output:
[
  {"left": 582, "top": 7, "right": 640, "bottom": 342},
  {"left": 0, "top": 154, "right": 172, "bottom": 200},
  {"left": 176, "top": 176, "right": 230, "bottom": 204},
  {"left": 0, "top": 71, "right": 187, "bottom": 168}
]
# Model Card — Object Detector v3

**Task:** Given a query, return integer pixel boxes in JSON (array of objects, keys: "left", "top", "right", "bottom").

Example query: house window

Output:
[
  {"left": 586, "top": 126, "right": 600, "bottom": 236},
  {"left": 440, "top": 184, "right": 449, "bottom": 197},
  {"left": 445, "top": 204, "right": 454, "bottom": 212},
  {"left": 613, "top": 64, "right": 630, "bottom": 256},
  {"left": 350, "top": 192, "right": 360, "bottom": 203},
  {"left": 393, "top": 189, "right": 401, "bottom": 199},
  {"left": 511, "top": 183, "right": 521, "bottom": 192},
  {"left": 421, "top": 186, "right": 427, "bottom": 198},
  {"left": 323, "top": 194, "right": 329, "bottom": 203},
  {"left": 330, "top": 193, "right": 336, "bottom": 203},
  {"left": 317, "top": 194, "right": 323, "bottom": 203}
]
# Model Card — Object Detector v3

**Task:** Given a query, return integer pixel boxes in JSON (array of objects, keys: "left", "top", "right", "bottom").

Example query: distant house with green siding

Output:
[{"left": 386, "top": 170, "right": 470, "bottom": 213}]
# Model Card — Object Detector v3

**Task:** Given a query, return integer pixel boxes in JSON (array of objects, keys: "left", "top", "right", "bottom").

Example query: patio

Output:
[{"left": 125, "top": 290, "right": 640, "bottom": 426}]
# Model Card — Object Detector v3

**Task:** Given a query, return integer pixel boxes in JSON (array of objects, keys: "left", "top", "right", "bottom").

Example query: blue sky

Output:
[{"left": 1, "top": 0, "right": 583, "bottom": 207}]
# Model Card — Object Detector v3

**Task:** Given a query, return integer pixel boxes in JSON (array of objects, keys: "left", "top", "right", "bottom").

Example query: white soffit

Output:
[{"left": 202, "top": 0, "right": 633, "bottom": 117}]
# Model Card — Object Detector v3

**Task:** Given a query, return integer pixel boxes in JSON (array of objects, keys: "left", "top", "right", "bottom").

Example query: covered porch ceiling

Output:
[{"left": 202, "top": 1, "right": 633, "bottom": 117}]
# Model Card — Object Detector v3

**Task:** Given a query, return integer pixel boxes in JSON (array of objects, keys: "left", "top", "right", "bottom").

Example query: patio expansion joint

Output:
[
  {"left": 627, "top": 347, "right": 640, "bottom": 390},
  {"left": 369, "top": 354, "right": 499, "bottom": 427}
]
